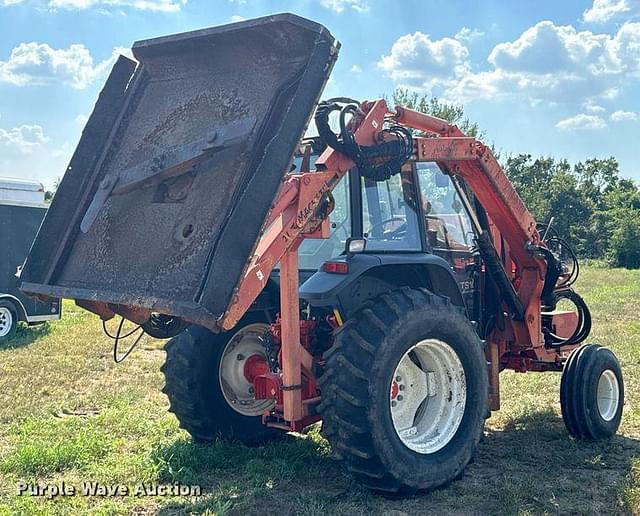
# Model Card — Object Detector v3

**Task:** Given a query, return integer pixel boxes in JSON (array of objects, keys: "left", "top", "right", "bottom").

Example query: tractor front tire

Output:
[
  {"left": 560, "top": 344, "right": 623, "bottom": 440},
  {"left": 161, "top": 321, "right": 280, "bottom": 445},
  {"left": 318, "top": 287, "right": 488, "bottom": 494}
]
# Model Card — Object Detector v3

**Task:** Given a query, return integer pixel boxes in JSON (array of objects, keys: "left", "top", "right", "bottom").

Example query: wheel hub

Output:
[
  {"left": 390, "top": 339, "right": 466, "bottom": 454},
  {"left": 218, "top": 323, "right": 275, "bottom": 417},
  {"left": 0, "top": 307, "right": 12, "bottom": 338},
  {"left": 596, "top": 369, "right": 620, "bottom": 422}
]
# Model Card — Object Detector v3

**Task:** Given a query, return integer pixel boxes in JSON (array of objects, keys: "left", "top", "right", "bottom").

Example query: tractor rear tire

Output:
[
  {"left": 161, "top": 321, "right": 281, "bottom": 445},
  {"left": 318, "top": 287, "right": 488, "bottom": 494},
  {"left": 560, "top": 344, "right": 623, "bottom": 440}
]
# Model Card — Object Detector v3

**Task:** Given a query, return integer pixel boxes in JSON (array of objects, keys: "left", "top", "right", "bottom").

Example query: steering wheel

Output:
[{"left": 367, "top": 216, "right": 407, "bottom": 239}]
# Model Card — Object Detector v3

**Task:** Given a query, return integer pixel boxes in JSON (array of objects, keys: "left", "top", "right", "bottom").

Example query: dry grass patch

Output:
[{"left": 0, "top": 267, "right": 638, "bottom": 514}]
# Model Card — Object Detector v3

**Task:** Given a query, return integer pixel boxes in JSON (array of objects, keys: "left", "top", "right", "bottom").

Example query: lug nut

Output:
[
  {"left": 391, "top": 401, "right": 397, "bottom": 407},
  {"left": 397, "top": 395, "right": 403, "bottom": 401},
  {"left": 399, "top": 384, "right": 405, "bottom": 391},
  {"left": 395, "top": 376, "right": 402, "bottom": 382},
  {"left": 236, "top": 353, "right": 245, "bottom": 361}
]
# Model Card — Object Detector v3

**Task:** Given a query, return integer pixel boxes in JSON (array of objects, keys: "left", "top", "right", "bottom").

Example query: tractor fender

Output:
[{"left": 299, "top": 253, "right": 467, "bottom": 317}]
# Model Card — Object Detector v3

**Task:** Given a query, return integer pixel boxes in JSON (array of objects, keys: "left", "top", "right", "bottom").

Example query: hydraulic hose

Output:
[
  {"left": 314, "top": 100, "right": 413, "bottom": 182},
  {"left": 543, "top": 289, "right": 592, "bottom": 347}
]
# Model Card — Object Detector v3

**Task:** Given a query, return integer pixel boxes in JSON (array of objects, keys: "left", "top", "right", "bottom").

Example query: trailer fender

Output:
[
  {"left": 0, "top": 294, "right": 26, "bottom": 322},
  {"left": 299, "top": 254, "right": 466, "bottom": 316}
]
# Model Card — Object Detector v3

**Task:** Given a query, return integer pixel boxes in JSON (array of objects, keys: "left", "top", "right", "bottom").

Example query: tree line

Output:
[{"left": 392, "top": 89, "right": 640, "bottom": 268}]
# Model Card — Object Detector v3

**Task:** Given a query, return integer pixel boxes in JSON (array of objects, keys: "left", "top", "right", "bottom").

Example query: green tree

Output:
[
  {"left": 386, "top": 89, "right": 640, "bottom": 268},
  {"left": 607, "top": 212, "right": 640, "bottom": 268},
  {"left": 390, "top": 88, "right": 482, "bottom": 138}
]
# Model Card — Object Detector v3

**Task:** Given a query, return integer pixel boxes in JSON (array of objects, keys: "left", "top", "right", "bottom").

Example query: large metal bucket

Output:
[{"left": 21, "top": 14, "right": 338, "bottom": 330}]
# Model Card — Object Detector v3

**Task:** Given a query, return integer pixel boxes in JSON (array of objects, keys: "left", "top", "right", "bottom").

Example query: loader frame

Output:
[{"left": 218, "top": 99, "right": 579, "bottom": 430}]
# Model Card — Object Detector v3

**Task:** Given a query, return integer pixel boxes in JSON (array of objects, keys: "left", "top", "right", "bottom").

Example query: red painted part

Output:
[
  {"left": 254, "top": 372, "right": 283, "bottom": 403},
  {"left": 243, "top": 354, "right": 269, "bottom": 384},
  {"left": 501, "top": 354, "right": 563, "bottom": 373},
  {"left": 270, "top": 316, "right": 317, "bottom": 353},
  {"left": 547, "top": 310, "right": 579, "bottom": 340},
  {"left": 391, "top": 380, "right": 399, "bottom": 400},
  {"left": 290, "top": 414, "right": 322, "bottom": 432}
]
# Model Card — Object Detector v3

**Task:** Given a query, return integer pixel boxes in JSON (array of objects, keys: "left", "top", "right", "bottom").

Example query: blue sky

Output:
[{"left": 0, "top": 0, "right": 639, "bottom": 189}]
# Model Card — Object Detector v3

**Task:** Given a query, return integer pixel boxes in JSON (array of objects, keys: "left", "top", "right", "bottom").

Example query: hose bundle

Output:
[
  {"left": 543, "top": 289, "right": 592, "bottom": 347},
  {"left": 314, "top": 99, "right": 413, "bottom": 182}
]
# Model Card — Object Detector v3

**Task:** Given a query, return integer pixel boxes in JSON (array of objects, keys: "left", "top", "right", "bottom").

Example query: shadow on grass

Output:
[
  {"left": 151, "top": 430, "right": 355, "bottom": 515},
  {"left": 150, "top": 410, "right": 640, "bottom": 515},
  {"left": 459, "top": 408, "right": 640, "bottom": 514},
  {"left": 0, "top": 322, "right": 51, "bottom": 350}
]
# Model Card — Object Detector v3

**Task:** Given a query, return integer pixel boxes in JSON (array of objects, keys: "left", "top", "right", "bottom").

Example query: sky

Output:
[{"left": 0, "top": 0, "right": 639, "bottom": 189}]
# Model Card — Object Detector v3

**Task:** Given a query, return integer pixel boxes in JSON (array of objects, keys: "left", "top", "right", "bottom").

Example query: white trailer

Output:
[{"left": 0, "top": 177, "right": 61, "bottom": 342}]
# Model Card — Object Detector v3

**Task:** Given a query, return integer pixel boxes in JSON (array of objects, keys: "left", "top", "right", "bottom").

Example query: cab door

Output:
[{"left": 415, "top": 162, "right": 479, "bottom": 314}]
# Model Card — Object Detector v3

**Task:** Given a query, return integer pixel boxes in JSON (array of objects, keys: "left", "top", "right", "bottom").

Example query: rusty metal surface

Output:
[{"left": 21, "top": 14, "right": 338, "bottom": 329}]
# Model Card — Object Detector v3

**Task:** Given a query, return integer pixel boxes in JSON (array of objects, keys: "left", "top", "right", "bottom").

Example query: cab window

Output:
[
  {"left": 416, "top": 163, "right": 474, "bottom": 251},
  {"left": 298, "top": 174, "right": 351, "bottom": 269},
  {"left": 361, "top": 167, "right": 421, "bottom": 251}
]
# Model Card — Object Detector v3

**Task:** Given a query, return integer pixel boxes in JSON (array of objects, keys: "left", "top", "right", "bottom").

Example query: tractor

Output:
[{"left": 21, "top": 14, "right": 624, "bottom": 494}]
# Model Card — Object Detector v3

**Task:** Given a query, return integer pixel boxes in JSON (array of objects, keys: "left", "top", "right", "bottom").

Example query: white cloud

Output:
[
  {"left": 454, "top": 27, "right": 485, "bottom": 44},
  {"left": 229, "top": 15, "right": 245, "bottom": 22},
  {"left": 0, "top": 42, "right": 122, "bottom": 89},
  {"left": 584, "top": 100, "right": 606, "bottom": 112},
  {"left": 583, "top": 0, "right": 631, "bottom": 23},
  {"left": 48, "top": 0, "right": 186, "bottom": 11},
  {"left": 75, "top": 114, "right": 89, "bottom": 126},
  {"left": 319, "top": 0, "right": 367, "bottom": 13},
  {"left": 378, "top": 32, "right": 470, "bottom": 93},
  {"left": 488, "top": 21, "right": 617, "bottom": 75},
  {"left": 1, "top": 0, "right": 25, "bottom": 5},
  {"left": 350, "top": 64, "right": 362, "bottom": 73},
  {"left": 556, "top": 113, "right": 607, "bottom": 131},
  {"left": 0, "top": 124, "right": 48, "bottom": 154},
  {"left": 380, "top": 20, "right": 640, "bottom": 106},
  {"left": 611, "top": 109, "right": 639, "bottom": 121}
]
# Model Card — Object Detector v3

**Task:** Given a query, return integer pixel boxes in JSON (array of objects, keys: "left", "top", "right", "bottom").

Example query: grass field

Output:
[{"left": 1, "top": 267, "right": 639, "bottom": 515}]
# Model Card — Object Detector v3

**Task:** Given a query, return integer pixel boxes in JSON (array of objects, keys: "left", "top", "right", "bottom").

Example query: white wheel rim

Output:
[
  {"left": 597, "top": 369, "right": 620, "bottom": 422},
  {"left": 218, "top": 323, "right": 275, "bottom": 417},
  {"left": 390, "top": 339, "right": 466, "bottom": 454},
  {"left": 0, "top": 307, "right": 13, "bottom": 338}
]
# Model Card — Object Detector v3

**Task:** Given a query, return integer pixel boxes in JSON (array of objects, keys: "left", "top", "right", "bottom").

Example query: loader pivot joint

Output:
[{"left": 314, "top": 99, "right": 413, "bottom": 181}]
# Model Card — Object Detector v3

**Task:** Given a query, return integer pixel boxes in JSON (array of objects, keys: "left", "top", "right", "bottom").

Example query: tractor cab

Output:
[{"left": 293, "top": 139, "right": 480, "bottom": 323}]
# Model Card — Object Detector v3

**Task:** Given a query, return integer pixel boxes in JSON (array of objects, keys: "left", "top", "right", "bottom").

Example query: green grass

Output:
[{"left": 1, "top": 267, "right": 640, "bottom": 514}]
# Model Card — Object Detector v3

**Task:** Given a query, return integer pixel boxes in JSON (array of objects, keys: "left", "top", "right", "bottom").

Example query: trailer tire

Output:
[
  {"left": 161, "top": 321, "right": 281, "bottom": 445},
  {"left": 318, "top": 287, "right": 488, "bottom": 494},
  {"left": 0, "top": 300, "right": 18, "bottom": 343},
  {"left": 560, "top": 344, "right": 623, "bottom": 440}
]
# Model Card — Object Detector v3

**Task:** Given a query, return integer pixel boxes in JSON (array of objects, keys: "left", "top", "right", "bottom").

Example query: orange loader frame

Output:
[{"left": 218, "top": 99, "right": 577, "bottom": 429}]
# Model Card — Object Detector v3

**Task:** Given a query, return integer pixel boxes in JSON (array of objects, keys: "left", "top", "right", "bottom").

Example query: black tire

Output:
[
  {"left": 318, "top": 287, "right": 488, "bottom": 494},
  {"left": 0, "top": 299, "right": 18, "bottom": 344},
  {"left": 560, "top": 344, "right": 624, "bottom": 440},
  {"left": 161, "top": 321, "right": 281, "bottom": 445},
  {"left": 142, "top": 314, "right": 190, "bottom": 339}
]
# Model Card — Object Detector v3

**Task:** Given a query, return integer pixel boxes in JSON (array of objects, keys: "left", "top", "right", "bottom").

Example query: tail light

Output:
[{"left": 321, "top": 261, "right": 349, "bottom": 274}]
